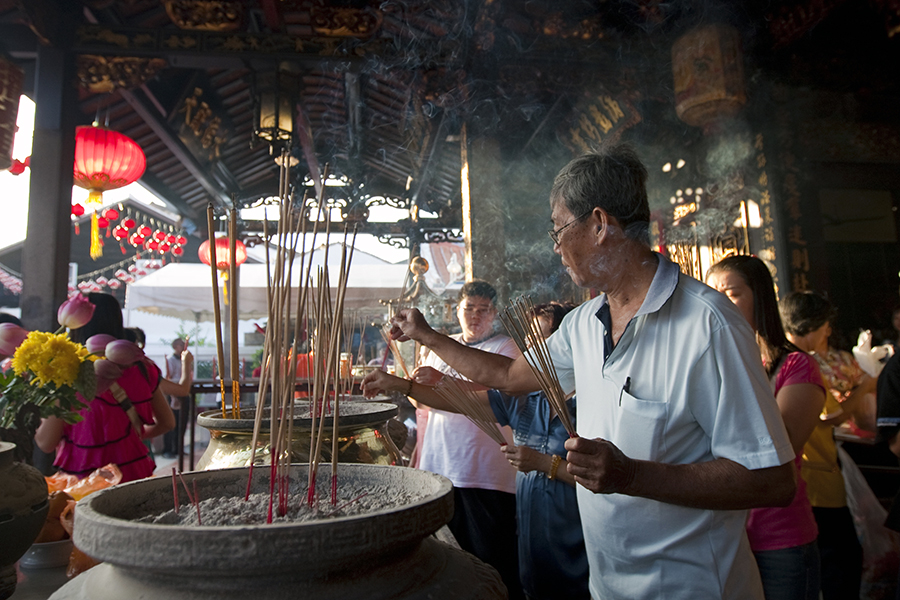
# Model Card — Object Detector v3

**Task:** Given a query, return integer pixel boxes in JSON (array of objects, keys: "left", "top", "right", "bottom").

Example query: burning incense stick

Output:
[
  {"left": 229, "top": 206, "right": 240, "bottom": 419},
  {"left": 206, "top": 204, "right": 228, "bottom": 418},
  {"left": 171, "top": 468, "right": 179, "bottom": 515},
  {"left": 499, "top": 296, "right": 576, "bottom": 437},
  {"left": 433, "top": 375, "right": 508, "bottom": 446}
]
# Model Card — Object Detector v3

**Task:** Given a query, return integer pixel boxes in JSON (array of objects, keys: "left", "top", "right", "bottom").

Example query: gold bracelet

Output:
[
  {"left": 548, "top": 454, "right": 561, "bottom": 480},
  {"left": 404, "top": 378, "right": 413, "bottom": 397}
]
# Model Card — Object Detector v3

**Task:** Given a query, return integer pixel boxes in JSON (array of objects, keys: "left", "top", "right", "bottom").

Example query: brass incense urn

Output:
[{"left": 196, "top": 401, "right": 403, "bottom": 469}]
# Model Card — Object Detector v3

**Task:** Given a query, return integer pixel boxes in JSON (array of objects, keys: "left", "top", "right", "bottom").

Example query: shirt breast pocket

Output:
[{"left": 613, "top": 390, "right": 668, "bottom": 461}]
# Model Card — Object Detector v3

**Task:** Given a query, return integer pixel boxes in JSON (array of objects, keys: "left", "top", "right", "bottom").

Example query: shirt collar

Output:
[
  {"left": 594, "top": 252, "right": 679, "bottom": 320},
  {"left": 633, "top": 253, "right": 679, "bottom": 318}
]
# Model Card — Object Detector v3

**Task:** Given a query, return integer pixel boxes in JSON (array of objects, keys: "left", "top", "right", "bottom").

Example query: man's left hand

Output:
[{"left": 564, "top": 436, "right": 636, "bottom": 494}]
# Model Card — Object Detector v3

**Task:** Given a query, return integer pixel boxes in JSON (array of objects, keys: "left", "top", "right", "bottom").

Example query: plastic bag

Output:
[
  {"left": 45, "top": 471, "right": 80, "bottom": 493},
  {"left": 46, "top": 464, "right": 123, "bottom": 578},
  {"left": 838, "top": 444, "right": 900, "bottom": 599},
  {"left": 853, "top": 330, "right": 894, "bottom": 378},
  {"left": 62, "top": 463, "right": 122, "bottom": 501}
]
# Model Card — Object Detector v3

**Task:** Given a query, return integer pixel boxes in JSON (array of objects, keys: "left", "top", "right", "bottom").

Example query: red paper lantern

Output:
[
  {"left": 72, "top": 204, "right": 85, "bottom": 217},
  {"left": 96, "top": 216, "right": 109, "bottom": 228},
  {"left": 72, "top": 124, "right": 146, "bottom": 259},
  {"left": 138, "top": 225, "right": 151, "bottom": 236},
  {"left": 199, "top": 237, "right": 247, "bottom": 270},
  {"left": 122, "top": 218, "right": 136, "bottom": 230},
  {"left": 103, "top": 208, "right": 119, "bottom": 220},
  {"left": 73, "top": 125, "right": 146, "bottom": 201},
  {"left": 172, "top": 246, "right": 184, "bottom": 257}
]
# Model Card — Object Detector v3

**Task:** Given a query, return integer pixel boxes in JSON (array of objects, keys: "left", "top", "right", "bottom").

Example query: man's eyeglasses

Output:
[{"left": 548, "top": 211, "right": 593, "bottom": 245}]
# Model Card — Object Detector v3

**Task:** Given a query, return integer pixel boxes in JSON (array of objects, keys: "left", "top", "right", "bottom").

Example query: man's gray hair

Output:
[{"left": 551, "top": 144, "right": 651, "bottom": 243}]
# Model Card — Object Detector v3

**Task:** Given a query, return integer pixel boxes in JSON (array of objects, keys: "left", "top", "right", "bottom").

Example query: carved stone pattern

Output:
[
  {"left": 76, "top": 55, "right": 168, "bottom": 93},
  {"left": 165, "top": 0, "right": 243, "bottom": 32}
]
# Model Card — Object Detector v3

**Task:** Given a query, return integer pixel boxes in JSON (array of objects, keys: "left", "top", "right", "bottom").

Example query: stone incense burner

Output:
[{"left": 49, "top": 464, "right": 506, "bottom": 600}]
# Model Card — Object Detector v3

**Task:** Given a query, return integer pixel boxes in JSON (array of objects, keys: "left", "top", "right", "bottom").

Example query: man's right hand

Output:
[
  {"left": 361, "top": 370, "right": 405, "bottom": 398},
  {"left": 390, "top": 308, "right": 433, "bottom": 343}
]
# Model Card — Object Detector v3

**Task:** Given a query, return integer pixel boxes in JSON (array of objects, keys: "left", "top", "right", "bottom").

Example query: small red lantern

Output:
[
  {"left": 73, "top": 124, "right": 146, "bottom": 260},
  {"left": 122, "top": 218, "right": 136, "bottom": 230},
  {"left": 103, "top": 208, "right": 119, "bottom": 220},
  {"left": 172, "top": 246, "right": 184, "bottom": 257},
  {"left": 198, "top": 237, "right": 248, "bottom": 270},
  {"left": 96, "top": 216, "right": 109, "bottom": 228},
  {"left": 72, "top": 204, "right": 85, "bottom": 217},
  {"left": 199, "top": 236, "right": 247, "bottom": 305},
  {"left": 138, "top": 225, "right": 151, "bottom": 237}
]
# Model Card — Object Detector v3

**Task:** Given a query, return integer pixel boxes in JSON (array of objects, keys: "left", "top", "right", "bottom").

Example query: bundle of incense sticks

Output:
[
  {"left": 499, "top": 296, "right": 577, "bottom": 437},
  {"left": 206, "top": 204, "right": 228, "bottom": 418},
  {"left": 379, "top": 324, "right": 410, "bottom": 378},
  {"left": 241, "top": 154, "right": 357, "bottom": 516},
  {"left": 433, "top": 374, "right": 508, "bottom": 446}
]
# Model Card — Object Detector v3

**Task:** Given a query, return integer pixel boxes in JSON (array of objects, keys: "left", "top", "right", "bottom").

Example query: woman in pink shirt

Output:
[{"left": 708, "top": 256, "right": 826, "bottom": 600}]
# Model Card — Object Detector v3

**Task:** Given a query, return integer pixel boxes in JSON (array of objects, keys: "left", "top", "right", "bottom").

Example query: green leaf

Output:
[{"left": 76, "top": 360, "right": 97, "bottom": 401}]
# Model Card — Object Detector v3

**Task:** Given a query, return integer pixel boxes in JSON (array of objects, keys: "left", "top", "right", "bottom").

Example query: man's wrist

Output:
[{"left": 404, "top": 378, "right": 413, "bottom": 397}]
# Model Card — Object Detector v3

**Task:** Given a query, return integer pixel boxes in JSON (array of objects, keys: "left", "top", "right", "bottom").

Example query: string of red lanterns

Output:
[{"left": 71, "top": 204, "right": 187, "bottom": 258}]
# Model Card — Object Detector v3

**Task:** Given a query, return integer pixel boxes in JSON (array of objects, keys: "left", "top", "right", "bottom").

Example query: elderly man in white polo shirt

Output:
[{"left": 373, "top": 145, "right": 797, "bottom": 600}]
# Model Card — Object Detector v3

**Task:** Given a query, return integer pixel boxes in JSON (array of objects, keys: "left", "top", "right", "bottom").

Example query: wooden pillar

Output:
[
  {"left": 460, "top": 124, "right": 507, "bottom": 297},
  {"left": 20, "top": 44, "right": 76, "bottom": 331}
]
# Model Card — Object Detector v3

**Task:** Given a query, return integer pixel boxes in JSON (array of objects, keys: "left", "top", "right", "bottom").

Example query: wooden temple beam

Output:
[
  {"left": 117, "top": 86, "right": 233, "bottom": 208},
  {"left": 71, "top": 24, "right": 386, "bottom": 67}
]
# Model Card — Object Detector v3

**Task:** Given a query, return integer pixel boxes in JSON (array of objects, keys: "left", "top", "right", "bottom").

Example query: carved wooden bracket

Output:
[{"left": 75, "top": 55, "right": 167, "bottom": 93}]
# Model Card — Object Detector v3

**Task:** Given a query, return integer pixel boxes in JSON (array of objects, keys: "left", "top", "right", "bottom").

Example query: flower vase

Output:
[{"left": 0, "top": 441, "right": 49, "bottom": 600}]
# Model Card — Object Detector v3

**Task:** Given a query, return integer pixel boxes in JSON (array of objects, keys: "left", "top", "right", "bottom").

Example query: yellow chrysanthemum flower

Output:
[{"left": 12, "top": 331, "right": 89, "bottom": 389}]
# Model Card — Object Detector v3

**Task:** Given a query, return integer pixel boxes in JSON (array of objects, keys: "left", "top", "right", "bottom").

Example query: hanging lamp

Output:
[{"left": 73, "top": 124, "right": 146, "bottom": 259}]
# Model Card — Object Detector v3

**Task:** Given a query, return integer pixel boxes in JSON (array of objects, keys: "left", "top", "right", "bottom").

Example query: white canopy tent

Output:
[{"left": 124, "top": 244, "right": 410, "bottom": 322}]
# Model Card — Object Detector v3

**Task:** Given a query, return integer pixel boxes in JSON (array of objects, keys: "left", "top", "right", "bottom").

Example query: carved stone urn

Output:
[
  {"left": 50, "top": 464, "right": 507, "bottom": 600},
  {"left": 0, "top": 441, "right": 49, "bottom": 600}
]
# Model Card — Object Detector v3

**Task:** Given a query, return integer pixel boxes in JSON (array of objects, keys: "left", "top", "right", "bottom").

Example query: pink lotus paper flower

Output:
[
  {"left": 94, "top": 358, "right": 124, "bottom": 380},
  {"left": 85, "top": 334, "right": 117, "bottom": 355},
  {"left": 0, "top": 322, "right": 29, "bottom": 357},
  {"left": 58, "top": 295, "right": 95, "bottom": 329},
  {"left": 104, "top": 340, "right": 144, "bottom": 366},
  {"left": 93, "top": 359, "right": 124, "bottom": 393}
]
